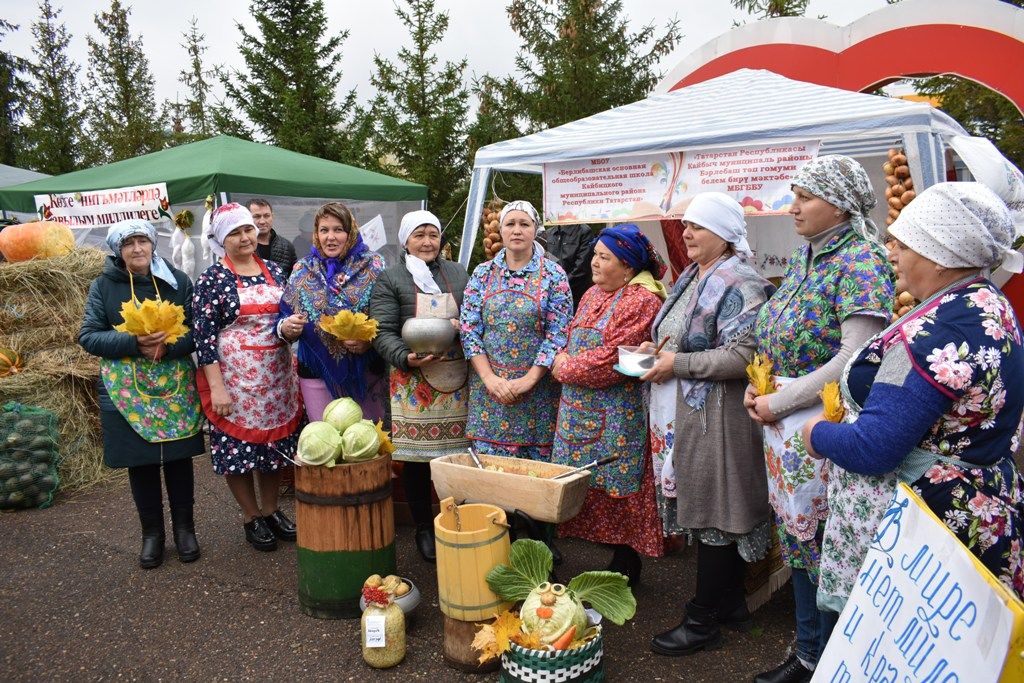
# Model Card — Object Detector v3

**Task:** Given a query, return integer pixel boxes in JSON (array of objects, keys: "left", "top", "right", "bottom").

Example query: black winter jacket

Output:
[{"left": 369, "top": 254, "right": 469, "bottom": 372}]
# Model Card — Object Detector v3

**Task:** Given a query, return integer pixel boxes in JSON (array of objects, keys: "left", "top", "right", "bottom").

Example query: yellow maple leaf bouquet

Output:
[
  {"left": 745, "top": 353, "right": 776, "bottom": 396},
  {"left": 114, "top": 299, "right": 189, "bottom": 345},
  {"left": 820, "top": 381, "right": 845, "bottom": 423},
  {"left": 319, "top": 310, "right": 378, "bottom": 342}
]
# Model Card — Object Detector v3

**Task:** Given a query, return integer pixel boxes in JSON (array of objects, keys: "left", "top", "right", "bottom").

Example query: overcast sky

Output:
[{"left": 2, "top": 0, "right": 889, "bottom": 107}]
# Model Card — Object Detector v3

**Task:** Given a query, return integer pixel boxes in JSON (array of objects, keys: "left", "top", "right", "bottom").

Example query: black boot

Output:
[
  {"left": 607, "top": 545, "right": 642, "bottom": 586},
  {"left": 650, "top": 600, "right": 722, "bottom": 656},
  {"left": 415, "top": 524, "right": 436, "bottom": 562},
  {"left": 753, "top": 653, "right": 813, "bottom": 683},
  {"left": 170, "top": 506, "right": 200, "bottom": 563},
  {"left": 718, "top": 591, "right": 752, "bottom": 632},
  {"left": 138, "top": 511, "right": 165, "bottom": 569}
]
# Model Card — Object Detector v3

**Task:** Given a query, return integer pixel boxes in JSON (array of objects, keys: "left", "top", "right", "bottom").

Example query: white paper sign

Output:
[
  {"left": 360, "top": 214, "right": 386, "bottom": 252},
  {"left": 364, "top": 614, "right": 386, "bottom": 648},
  {"left": 813, "top": 484, "right": 1016, "bottom": 683},
  {"left": 542, "top": 141, "right": 819, "bottom": 224},
  {"left": 34, "top": 182, "right": 173, "bottom": 229}
]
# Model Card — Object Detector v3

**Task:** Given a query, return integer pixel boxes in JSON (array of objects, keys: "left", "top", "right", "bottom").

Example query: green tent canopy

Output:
[{"left": 0, "top": 135, "right": 426, "bottom": 213}]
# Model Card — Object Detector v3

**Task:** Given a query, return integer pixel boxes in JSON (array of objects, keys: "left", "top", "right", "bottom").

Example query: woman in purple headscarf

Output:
[{"left": 550, "top": 223, "right": 669, "bottom": 585}]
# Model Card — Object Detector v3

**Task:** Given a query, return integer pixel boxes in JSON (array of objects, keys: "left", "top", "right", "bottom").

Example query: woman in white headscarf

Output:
[
  {"left": 643, "top": 193, "right": 775, "bottom": 656},
  {"left": 369, "top": 209, "right": 469, "bottom": 562},
  {"left": 79, "top": 220, "right": 205, "bottom": 569},
  {"left": 802, "top": 182, "right": 1024, "bottom": 616},
  {"left": 193, "top": 203, "right": 303, "bottom": 553}
]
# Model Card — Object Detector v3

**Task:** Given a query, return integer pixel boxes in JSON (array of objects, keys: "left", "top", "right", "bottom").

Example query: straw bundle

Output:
[{"left": 0, "top": 248, "right": 118, "bottom": 491}]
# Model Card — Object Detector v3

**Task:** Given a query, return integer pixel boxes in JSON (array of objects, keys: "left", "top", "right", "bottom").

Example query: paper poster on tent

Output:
[
  {"left": 812, "top": 483, "right": 1024, "bottom": 683},
  {"left": 542, "top": 141, "right": 819, "bottom": 224},
  {"left": 34, "top": 182, "right": 173, "bottom": 229}
]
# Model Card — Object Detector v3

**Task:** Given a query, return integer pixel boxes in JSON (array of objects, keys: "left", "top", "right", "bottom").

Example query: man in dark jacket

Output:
[
  {"left": 541, "top": 223, "right": 595, "bottom": 310},
  {"left": 248, "top": 198, "right": 298, "bottom": 276}
]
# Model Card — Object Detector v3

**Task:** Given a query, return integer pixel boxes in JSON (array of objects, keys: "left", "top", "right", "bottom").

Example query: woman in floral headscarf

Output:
[
  {"left": 803, "top": 182, "right": 1024, "bottom": 615},
  {"left": 745, "top": 155, "right": 894, "bottom": 683},
  {"left": 278, "top": 202, "right": 387, "bottom": 424},
  {"left": 80, "top": 220, "right": 205, "bottom": 569},
  {"left": 551, "top": 224, "right": 668, "bottom": 585}
]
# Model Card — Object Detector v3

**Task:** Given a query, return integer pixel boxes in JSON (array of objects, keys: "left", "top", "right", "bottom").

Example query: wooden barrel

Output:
[
  {"left": 442, "top": 614, "right": 500, "bottom": 673},
  {"left": 435, "top": 496, "right": 512, "bottom": 622},
  {"left": 295, "top": 455, "right": 396, "bottom": 619}
]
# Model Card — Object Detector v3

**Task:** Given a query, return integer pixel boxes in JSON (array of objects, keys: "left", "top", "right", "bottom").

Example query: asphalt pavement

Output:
[{"left": 0, "top": 460, "right": 798, "bottom": 681}]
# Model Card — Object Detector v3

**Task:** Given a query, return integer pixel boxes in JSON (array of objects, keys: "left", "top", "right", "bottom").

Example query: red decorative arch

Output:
[{"left": 658, "top": 0, "right": 1024, "bottom": 114}]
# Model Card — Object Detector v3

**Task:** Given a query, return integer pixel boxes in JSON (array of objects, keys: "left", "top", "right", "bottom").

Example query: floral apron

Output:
[
  {"left": 100, "top": 273, "right": 202, "bottom": 443},
  {"left": 197, "top": 256, "right": 302, "bottom": 443},
  {"left": 762, "top": 377, "right": 829, "bottom": 542},
  {"left": 818, "top": 277, "right": 1014, "bottom": 611},
  {"left": 466, "top": 260, "right": 560, "bottom": 452},
  {"left": 551, "top": 288, "right": 645, "bottom": 496},
  {"left": 389, "top": 292, "right": 470, "bottom": 461}
]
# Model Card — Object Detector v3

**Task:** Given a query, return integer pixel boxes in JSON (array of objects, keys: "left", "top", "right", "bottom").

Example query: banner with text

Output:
[
  {"left": 34, "top": 183, "right": 173, "bottom": 229},
  {"left": 813, "top": 484, "right": 1024, "bottom": 683},
  {"left": 542, "top": 141, "right": 819, "bottom": 224}
]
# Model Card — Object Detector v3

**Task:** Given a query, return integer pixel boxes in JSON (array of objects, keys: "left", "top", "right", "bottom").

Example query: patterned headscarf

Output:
[
  {"left": 207, "top": 202, "right": 255, "bottom": 258},
  {"left": 791, "top": 154, "right": 881, "bottom": 243},
  {"left": 499, "top": 200, "right": 541, "bottom": 228},
  {"left": 682, "top": 192, "right": 752, "bottom": 256},
  {"left": 597, "top": 224, "right": 668, "bottom": 279},
  {"left": 889, "top": 182, "right": 1023, "bottom": 274},
  {"left": 105, "top": 219, "right": 179, "bottom": 290}
]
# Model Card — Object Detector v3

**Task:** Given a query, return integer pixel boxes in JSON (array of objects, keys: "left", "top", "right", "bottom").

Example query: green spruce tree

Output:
[
  {"left": 82, "top": 0, "right": 166, "bottom": 165},
  {"left": 224, "top": 0, "right": 354, "bottom": 160},
  {"left": 173, "top": 17, "right": 216, "bottom": 142},
  {"left": 367, "top": 0, "right": 470, "bottom": 219},
  {"left": 0, "top": 20, "right": 29, "bottom": 166},
  {"left": 22, "top": 0, "right": 84, "bottom": 173},
  {"left": 503, "top": 0, "right": 681, "bottom": 130}
]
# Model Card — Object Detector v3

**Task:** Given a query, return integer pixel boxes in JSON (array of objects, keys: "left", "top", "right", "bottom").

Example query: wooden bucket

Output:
[
  {"left": 442, "top": 614, "right": 500, "bottom": 673},
  {"left": 295, "top": 455, "right": 396, "bottom": 619},
  {"left": 435, "top": 496, "right": 512, "bottom": 622}
]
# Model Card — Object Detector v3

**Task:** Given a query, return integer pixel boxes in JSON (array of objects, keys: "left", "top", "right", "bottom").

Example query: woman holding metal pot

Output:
[{"left": 370, "top": 210, "right": 469, "bottom": 562}]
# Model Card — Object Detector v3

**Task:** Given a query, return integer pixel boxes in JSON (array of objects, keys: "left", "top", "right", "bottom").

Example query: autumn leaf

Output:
[
  {"left": 374, "top": 420, "right": 396, "bottom": 456},
  {"left": 473, "top": 610, "right": 524, "bottom": 662},
  {"left": 745, "top": 353, "right": 776, "bottom": 396},
  {"left": 319, "top": 310, "right": 379, "bottom": 341},
  {"left": 114, "top": 299, "right": 189, "bottom": 345},
  {"left": 821, "top": 381, "right": 845, "bottom": 423}
]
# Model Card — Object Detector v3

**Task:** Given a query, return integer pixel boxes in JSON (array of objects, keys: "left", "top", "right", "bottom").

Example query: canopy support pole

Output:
[{"left": 459, "top": 167, "right": 491, "bottom": 267}]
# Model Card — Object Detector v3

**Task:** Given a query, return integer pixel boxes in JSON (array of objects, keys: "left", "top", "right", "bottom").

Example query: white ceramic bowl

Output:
[
  {"left": 359, "top": 578, "right": 421, "bottom": 615},
  {"left": 617, "top": 345, "right": 654, "bottom": 375}
]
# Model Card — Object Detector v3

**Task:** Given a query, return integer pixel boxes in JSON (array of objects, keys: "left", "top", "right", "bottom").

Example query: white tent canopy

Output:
[{"left": 459, "top": 68, "right": 969, "bottom": 266}]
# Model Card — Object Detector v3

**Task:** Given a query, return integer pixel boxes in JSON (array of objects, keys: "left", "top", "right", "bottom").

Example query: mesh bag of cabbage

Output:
[
  {"left": 0, "top": 402, "right": 60, "bottom": 509},
  {"left": 500, "top": 629, "right": 604, "bottom": 683}
]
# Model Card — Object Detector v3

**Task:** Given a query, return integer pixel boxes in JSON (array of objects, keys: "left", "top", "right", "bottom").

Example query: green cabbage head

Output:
[
  {"left": 520, "top": 583, "right": 588, "bottom": 644},
  {"left": 322, "top": 397, "right": 362, "bottom": 434},
  {"left": 298, "top": 421, "right": 343, "bottom": 465},
  {"left": 341, "top": 419, "right": 380, "bottom": 462}
]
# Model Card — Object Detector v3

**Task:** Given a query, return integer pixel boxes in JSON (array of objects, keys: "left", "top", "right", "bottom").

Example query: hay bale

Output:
[
  {"left": 0, "top": 345, "right": 114, "bottom": 491},
  {"left": 0, "top": 248, "right": 117, "bottom": 491},
  {"left": 0, "top": 248, "right": 105, "bottom": 335}
]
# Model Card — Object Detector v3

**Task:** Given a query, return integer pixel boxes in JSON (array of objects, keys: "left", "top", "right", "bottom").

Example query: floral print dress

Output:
[
  {"left": 460, "top": 246, "right": 572, "bottom": 458},
  {"left": 193, "top": 260, "right": 300, "bottom": 475},
  {"left": 754, "top": 227, "right": 893, "bottom": 579},
  {"left": 814, "top": 279, "right": 1024, "bottom": 605}
]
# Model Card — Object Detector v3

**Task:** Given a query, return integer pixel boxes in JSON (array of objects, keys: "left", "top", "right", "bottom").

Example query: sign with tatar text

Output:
[{"left": 34, "top": 182, "right": 173, "bottom": 229}]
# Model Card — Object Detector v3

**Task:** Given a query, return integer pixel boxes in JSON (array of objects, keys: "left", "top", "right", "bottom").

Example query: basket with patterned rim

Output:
[{"left": 499, "top": 627, "right": 604, "bottom": 683}]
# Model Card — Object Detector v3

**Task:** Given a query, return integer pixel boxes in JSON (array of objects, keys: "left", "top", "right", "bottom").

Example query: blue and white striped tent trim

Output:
[{"left": 458, "top": 69, "right": 968, "bottom": 267}]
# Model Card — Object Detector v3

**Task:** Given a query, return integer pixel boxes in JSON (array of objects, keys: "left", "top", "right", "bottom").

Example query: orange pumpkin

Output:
[
  {"left": 0, "top": 347, "right": 22, "bottom": 377},
  {"left": 0, "top": 221, "right": 75, "bottom": 262}
]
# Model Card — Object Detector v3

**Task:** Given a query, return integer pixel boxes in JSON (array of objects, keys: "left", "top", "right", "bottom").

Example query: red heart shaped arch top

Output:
[{"left": 658, "top": 0, "right": 1024, "bottom": 115}]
